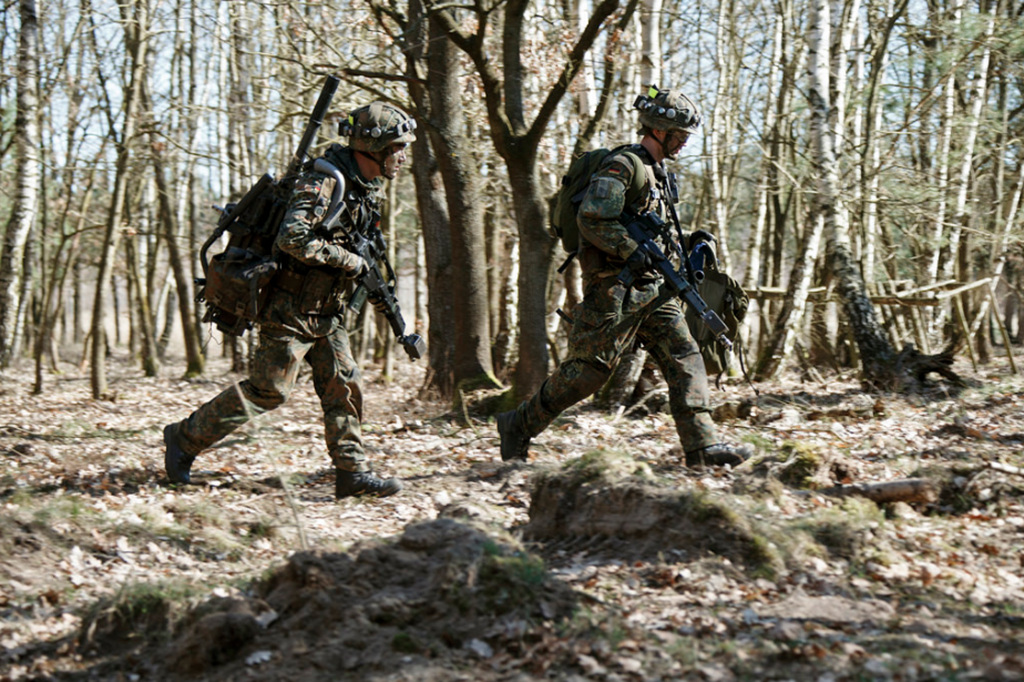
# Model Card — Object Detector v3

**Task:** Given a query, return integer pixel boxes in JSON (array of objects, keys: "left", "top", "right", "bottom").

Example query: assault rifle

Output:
[
  {"left": 308, "top": 156, "right": 425, "bottom": 361},
  {"left": 618, "top": 212, "right": 732, "bottom": 350},
  {"left": 343, "top": 216, "right": 426, "bottom": 361},
  {"left": 196, "top": 75, "right": 341, "bottom": 336}
]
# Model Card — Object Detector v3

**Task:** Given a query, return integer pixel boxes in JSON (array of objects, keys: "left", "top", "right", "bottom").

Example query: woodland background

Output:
[
  {"left": 3, "top": 1, "right": 1024, "bottom": 680},
  {"left": 3, "top": 0, "right": 1024, "bottom": 400}
]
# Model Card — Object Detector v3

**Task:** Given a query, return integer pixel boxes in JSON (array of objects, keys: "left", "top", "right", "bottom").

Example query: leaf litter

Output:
[{"left": 0, "top": 353, "right": 1023, "bottom": 680}]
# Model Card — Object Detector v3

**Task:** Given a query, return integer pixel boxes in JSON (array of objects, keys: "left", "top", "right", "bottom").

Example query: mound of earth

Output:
[
  {"left": 525, "top": 449, "right": 783, "bottom": 572},
  {"left": 110, "top": 518, "right": 578, "bottom": 680}
]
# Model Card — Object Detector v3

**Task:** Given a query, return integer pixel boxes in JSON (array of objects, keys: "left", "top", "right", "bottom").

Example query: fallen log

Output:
[{"left": 798, "top": 478, "right": 939, "bottom": 504}]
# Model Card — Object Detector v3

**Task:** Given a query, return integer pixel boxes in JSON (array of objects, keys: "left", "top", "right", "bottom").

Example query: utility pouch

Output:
[
  {"left": 297, "top": 268, "right": 340, "bottom": 315},
  {"left": 203, "top": 247, "right": 279, "bottom": 336}
]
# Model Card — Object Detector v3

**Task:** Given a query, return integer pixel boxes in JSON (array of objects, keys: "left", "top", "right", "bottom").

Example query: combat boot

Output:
[
  {"left": 685, "top": 442, "right": 753, "bottom": 469},
  {"left": 164, "top": 422, "right": 196, "bottom": 484},
  {"left": 335, "top": 470, "right": 403, "bottom": 499},
  {"left": 496, "top": 410, "right": 530, "bottom": 462}
]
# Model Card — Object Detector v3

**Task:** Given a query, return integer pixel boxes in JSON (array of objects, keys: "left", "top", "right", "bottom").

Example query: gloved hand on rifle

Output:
[
  {"left": 625, "top": 245, "right": 654, "bottom": 276},
  {"left": 368, "top": 293, "right": 389, "bottom": 315},
  {"left": 339, "top": 253, "right": 369, "bottom": 278}
]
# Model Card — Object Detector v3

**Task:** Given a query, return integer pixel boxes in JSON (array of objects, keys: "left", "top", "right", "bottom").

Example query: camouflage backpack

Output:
[
  {"left": 684, "top": 268, "right": 749, "bottom": 378},
  {"left": 551, "top": 145, "right": 646, "bottom": 254}
]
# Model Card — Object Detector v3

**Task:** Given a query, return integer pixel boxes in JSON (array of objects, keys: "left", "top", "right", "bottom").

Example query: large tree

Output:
[{"left": 426, "top": 0, "right": 640, "bottom": 400}]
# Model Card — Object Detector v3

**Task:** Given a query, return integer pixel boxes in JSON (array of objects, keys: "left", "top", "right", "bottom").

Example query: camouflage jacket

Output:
[
  {"left": 261, "top": 145, "right": 384, "bottom": 336},
  {"left": 576, "top": 143, "right": 677, "bottom": 284},
  {"left": 275, "top": 144, "right": 383, "bottom": 271}
]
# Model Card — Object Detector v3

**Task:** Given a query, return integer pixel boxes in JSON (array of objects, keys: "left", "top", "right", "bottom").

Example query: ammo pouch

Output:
[
  {"left": 203, "top": 247, "right": 280, "bottom": 334},
  {"left": 276, "top": 266, "right": 345, "bottom": 316}
]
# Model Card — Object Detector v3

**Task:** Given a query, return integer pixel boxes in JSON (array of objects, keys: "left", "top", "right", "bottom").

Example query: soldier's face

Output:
[
  {"left": 662, "top": 129, "right": 691, "bottom": 158},
  {"left": 382, "top": 143, "right": 408, "bottom": 180}
]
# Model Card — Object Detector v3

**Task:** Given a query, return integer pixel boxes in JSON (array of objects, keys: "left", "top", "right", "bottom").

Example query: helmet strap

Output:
[
  {"left": 356, "top": 150, "right": 386, "bottom": 176},
  {"left": 658, "top": 133, "right": 674, "bottom": 159}
]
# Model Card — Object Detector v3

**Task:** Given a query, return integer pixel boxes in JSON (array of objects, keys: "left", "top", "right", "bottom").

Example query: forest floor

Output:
[{"left": 1, "top": 347, "right": 1023, "bottom": 681}]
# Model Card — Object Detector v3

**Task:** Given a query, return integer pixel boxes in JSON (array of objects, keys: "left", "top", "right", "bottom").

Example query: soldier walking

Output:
[
  {"left": 164, "top": 101, "right": 416, "bottom": 498},
  {"left": 497, "top": 86, "right": 752, "bottom": 468}
]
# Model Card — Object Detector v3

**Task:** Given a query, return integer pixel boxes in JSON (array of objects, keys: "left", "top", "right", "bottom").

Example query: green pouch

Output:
[{"left": 297, "top": 269, "right": 339, "bottom": 315}]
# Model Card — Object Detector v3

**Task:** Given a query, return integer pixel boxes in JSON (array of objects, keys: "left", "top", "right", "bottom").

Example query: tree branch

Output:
[{"left": 526, "top": 0, "right": 636, "bottom": 149}]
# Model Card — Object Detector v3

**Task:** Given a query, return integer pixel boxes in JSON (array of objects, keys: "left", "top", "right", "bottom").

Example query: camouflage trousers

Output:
[
  {"left": 175, "top": 325, "right": 367, "bottom": 472},
  {"left": 514, "top": 276, "right": 718, "bottom": 453}
]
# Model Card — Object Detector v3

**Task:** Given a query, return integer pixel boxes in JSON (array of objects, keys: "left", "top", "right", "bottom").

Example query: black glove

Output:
[
  {"left": 369, "top": 294, "right": 389, "bottom": 315},
  {"left": 625, "top": 246, "right": 653, "bottom": 275},
  {"left": 686, "top": 230, "right": 716, "bottom": 251}
]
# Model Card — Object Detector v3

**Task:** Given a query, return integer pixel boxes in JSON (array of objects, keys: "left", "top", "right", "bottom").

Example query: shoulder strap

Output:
[{"left": 312, "top": 158, "right": 348, "bottom": 231}]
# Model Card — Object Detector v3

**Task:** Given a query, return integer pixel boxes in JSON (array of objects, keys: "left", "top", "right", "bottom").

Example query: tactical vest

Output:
[{"left": 274, "top": 146, "right": 384, "bottom": 316}]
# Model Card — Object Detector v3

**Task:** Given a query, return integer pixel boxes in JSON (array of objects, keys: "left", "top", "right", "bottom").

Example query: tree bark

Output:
[
  {"left": 404, "top": 0, "right": 456, "bottom": 398},
  {"left": 90, "top": 0, "right": 148, "bottom": 399},
  {"left": 125, "top": 235, "right": 159, "bottom": 377},
  {"left": 0, "top": 0, "right": 41, "bottom": 368},
  {"left": 424, "top": 12, "right": 500, "bottom": 395}
]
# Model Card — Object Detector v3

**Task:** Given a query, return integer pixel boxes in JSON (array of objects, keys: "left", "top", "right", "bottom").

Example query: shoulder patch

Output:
[
  {"left": 596, "top": 159, "right": 633, "bottom": 182},
  {"left": 295, "top": 178, "right": 322, "bottom": 194}
]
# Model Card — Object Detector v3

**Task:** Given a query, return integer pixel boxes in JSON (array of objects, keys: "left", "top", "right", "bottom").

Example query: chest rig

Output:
[{"left": 274, "top": 147, "right": 383, "bottom": 316}]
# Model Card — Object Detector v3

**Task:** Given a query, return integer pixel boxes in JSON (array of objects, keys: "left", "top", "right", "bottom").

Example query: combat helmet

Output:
[
  {"left": 634, "top": 85, "right": 702, "bottom": 134},
  {"left": 340, "top": 101, "right": 417, "bottom": 153}
]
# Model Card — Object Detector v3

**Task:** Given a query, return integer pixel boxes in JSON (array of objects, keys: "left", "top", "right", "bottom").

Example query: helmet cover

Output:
[
  {"left": 634, "top": 86, "right": 702, "bottom": 134},
  {"left": 340, "top": 101, "right": 417, "bottom": 153}
]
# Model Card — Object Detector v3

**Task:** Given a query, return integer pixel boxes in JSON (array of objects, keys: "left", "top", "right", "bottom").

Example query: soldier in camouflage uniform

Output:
[
  {"left": 164, "top": 101, "right": 417, "bottom": 498},
  {"left": 497, "top": 87, "right": 752, "bottom": 468}
]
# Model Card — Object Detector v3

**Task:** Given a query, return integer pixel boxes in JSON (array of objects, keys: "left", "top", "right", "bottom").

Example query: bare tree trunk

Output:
[
  {"left": 145, "top": 86, "right": 205, "bottom": 377},
  {"left": 126, "top": 235, "right": 159, "bottom": 376},
  {"left": 33, "top": 170, "right": 95, "bottom": 395},
  {"left": 756, "top": 211, "right": 825, "bottom": 380},
  {"left": 926, "top": 0, "right": 964, "bottom": 287},
  {"left": 709, "top": 0, "right": 738, "bottom": 269},
  {"left": 943, "top": 8, "right": 994, "bottom": 284},
  {"left": 816, "top": 0, "right": 896, "bottom": 382},
  {"left": 404, "top": 0, "right": 455, "bottom": 398},
  {"left": 0, "top": 0, "right": 41, "bottom": 368},
  {"left": 639, "top": 0, "right": 662, "bottom": 86},
  {"left": 423, "top": 13, "right": 500, "bottom": 395},
  {"left": 493, "top": 237, "right": 520, "bottom": 376},
  {"left": 90, "top": 0, "right": 148, "bottom": 399}
]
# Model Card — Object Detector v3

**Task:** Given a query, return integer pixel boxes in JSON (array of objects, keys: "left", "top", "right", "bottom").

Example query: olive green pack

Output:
[
  {"left": 684, "top": 270, "right": 749, "bottom": 376},
  {"left": 551, "top": 146, "right": 646, "bottom": 254}
]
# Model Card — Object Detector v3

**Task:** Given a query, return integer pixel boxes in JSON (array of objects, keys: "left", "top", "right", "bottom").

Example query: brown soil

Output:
[{"left": 2, "top": 352, "right": 1024, "bottom": 681}]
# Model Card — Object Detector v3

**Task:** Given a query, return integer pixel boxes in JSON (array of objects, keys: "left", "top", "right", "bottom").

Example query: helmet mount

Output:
[
  {"left": 633, "top": 85, "right": 703, "bottom": 135},
  {"left": 340, "top": 101, "right": 417, "bottom": 153}
]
